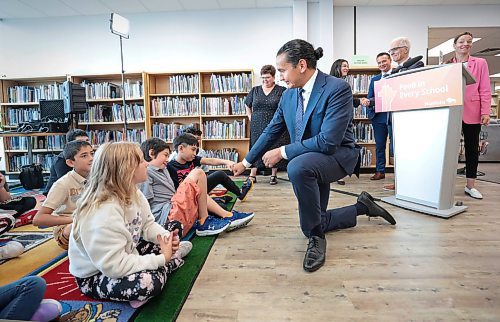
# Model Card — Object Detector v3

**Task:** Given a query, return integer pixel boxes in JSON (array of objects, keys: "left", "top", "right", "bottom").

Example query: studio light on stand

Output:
[{"left": 110, "top": 13, "right": 130, "bottom": 140}]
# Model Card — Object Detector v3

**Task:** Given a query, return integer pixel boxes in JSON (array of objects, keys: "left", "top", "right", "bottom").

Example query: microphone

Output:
[{"left": 391, "top": 55, "right": 423, "bottom": 74}]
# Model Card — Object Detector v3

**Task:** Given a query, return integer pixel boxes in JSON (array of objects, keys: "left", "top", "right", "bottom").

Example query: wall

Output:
[
  {"left": 333, "top": 5, "right": 500, "bottom": 66},
  {"left": 0, "top": 8, "right": 293, "bottom": 78}
]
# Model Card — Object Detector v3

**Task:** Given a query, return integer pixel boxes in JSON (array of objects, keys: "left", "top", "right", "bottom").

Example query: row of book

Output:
[
  {"left": 359, "top": 147, "right": 373, "bottom": 167},
  {"left": 79, "top": 104, "right": 145, "bottom": 123},
  {"left": 151, "top": 97, "right": 199, "bottom": 117},
  {"left": 201, "top": 96, "right": 247, "bottom": 116},
  {"left": 151, "top": 122, "right": 198, "bottom": 142},
  {"left": 169, "top": 74, "right": 199, "bottom": 94},
  {"left": 345, "top": 74, "right": 375, "bottom": 94},
  {"left": 353, "top": 105, "right": 369, "bottom": 119},
  {"left": 204, "top": 148, "right": 239, "bottom": 167},
  {"left": 80, "top": 80, "right": 144, "bottom": 100},
  {"left": 209, "top": 73, "right": 252, "bottom": 93},
  {"left": 8, "top": 83, "right": 63, "bottom": 103},
  {"left": 9, "top": 153, "right": 58, "bottom": 172},
  {"left": 4, "top": 135, "right": 66, "bottom": 150},
  {"left": 86, "top": 129, "right": 146, "bottom": 145},
  {"left": 202, "top": 119, "right": 246, "bottom": 139},
  {"left": 5, "top": 107, "right": 41, "bottom": 125},
  {"left": 353, "top": 121, "right": 374, "bottom": 143}
]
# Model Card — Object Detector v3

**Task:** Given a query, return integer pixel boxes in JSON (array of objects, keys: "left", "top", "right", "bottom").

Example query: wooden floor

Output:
[
  {"left": 178, "top": 173, "right": 500, "bottom": 321},
  {"left": 2, "top": 173, "right": 499, "bottom": 321}
]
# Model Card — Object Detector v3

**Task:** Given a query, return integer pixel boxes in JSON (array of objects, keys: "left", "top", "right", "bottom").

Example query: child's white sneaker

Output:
[
  {"left": 173, "top": 241, "right": 192, "bottom": 259},
  {"left": 465, "top": 186, "right": 483, "bottom": 199}
]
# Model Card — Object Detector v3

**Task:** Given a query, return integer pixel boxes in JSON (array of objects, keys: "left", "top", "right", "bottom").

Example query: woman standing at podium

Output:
[{"left": 447, "top": 31, "right": 491, "bottom": 199}]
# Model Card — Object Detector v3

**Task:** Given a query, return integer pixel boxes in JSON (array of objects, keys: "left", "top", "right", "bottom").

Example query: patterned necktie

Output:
[{"left": 295, "top": 88, "right": 305, "bottom": 142}]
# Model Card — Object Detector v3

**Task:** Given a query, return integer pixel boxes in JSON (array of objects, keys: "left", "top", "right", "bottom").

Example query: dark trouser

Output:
[
  {"left": 75, "top": 239, "right": 182, "bottom": 302},
  {"left": 0, "top": 196, "right": 37, "bottom": 217},
  {"left": 207, "top": 171, "right": 241, "bottom": 196},
  {"left": 0, "top": 276, "right": 46, "bottom": 320},
  {"left": 287, "top": 152, "right": 358, "bottom": 237},
  {"left": 462, "top": 122, "right": 481, "bottom": 179},
  {"left": 372, "top": 122, "right": 393, "bottom": 173}
]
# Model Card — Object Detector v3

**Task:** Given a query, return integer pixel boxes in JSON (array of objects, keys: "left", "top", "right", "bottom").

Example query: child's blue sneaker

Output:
[
  {"left": 196, "top": 216, "right": 231, "bottom": 236},
  {"left": 227, "top": 210, "right": 254, "bottom": 231}
]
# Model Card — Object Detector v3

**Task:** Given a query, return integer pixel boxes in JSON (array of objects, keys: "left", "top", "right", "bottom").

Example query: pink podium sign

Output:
[{"left": 375, "top": 64, "right": 464, "bottom": 113}]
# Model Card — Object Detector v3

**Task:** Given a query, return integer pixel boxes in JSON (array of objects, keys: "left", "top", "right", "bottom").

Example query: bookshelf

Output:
[
  {"left": 346, "top": 66, "right": 391, "bottom": 169},
  {"left": 146, "top": 70, "right": 253, "bottom": 169},
  {"left": 70, "top": 72, "right": 148, "bottom": 146},
  {"left": 0, "top": 76, "right": 68, "bottom": 174}
]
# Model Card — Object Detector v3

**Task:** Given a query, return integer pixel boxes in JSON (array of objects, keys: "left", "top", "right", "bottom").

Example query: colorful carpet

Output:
[
  {"left": 31, "top": 179, "right": 243, "bottom": 321},
  {"left": 0, "top": 231, "right": 53, "bottom": 265}
]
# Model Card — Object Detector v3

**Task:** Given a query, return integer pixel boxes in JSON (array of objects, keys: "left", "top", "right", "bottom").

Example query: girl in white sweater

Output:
[{"left": 68, "top": 142, "right": 191, "bottom": 307}]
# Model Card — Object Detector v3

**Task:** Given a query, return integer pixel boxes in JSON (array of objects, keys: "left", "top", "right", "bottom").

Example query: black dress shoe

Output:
[
  {"left": 357, "top": 191, "right": 396, "bottom": 225},
  {"left": 303, "top": 235, "right": 326, "bottom": 272}
]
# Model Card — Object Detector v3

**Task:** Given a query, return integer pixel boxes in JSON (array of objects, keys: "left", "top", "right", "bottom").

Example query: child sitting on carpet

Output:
[
  {"left": 140, "top": 138, "right": 254, "bottom": 237},
  {"left": 0, "top": 172, "right": 37, "bottom": 224},
  {"left": 68, "top": 142, "right": 191, "bottom": 307},
  {"left": 33, "top": 140, "right": 93, "bottom": 250},
  {"left": 168, "top": 132, "right": 253, "bottom": 202}
]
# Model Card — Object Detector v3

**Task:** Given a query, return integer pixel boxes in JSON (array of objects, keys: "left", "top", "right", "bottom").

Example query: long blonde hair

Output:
[{"left": 72, "top": 142, "right": 143, "bottom": 239}]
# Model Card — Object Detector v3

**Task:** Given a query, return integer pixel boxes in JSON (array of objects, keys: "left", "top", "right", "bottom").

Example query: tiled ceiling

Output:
[{"left": 0, "top": 0, "right": 499, "bottom": 19}]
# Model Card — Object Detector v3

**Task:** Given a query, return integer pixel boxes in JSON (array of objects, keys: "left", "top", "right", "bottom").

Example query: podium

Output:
[{"left": 374, "top": 64, "right": 475, "bottom": 218}]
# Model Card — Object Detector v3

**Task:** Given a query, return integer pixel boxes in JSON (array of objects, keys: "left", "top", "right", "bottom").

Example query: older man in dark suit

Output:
[{"left": 232, "top": 39, "right": 396, "bottom": 273}]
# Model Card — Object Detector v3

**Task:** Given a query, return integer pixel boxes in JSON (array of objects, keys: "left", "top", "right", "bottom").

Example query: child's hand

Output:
[
  {"left": 157, "top": 233, "right": 173, "bottom": 262},
  {"left": 171, "top": 230, "right": 180, "bottom": 252}
]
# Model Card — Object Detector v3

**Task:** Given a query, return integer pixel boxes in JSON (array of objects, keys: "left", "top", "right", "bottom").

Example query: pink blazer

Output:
[{"left": 452, "top": 56, "right": 492, "bottom": 124}]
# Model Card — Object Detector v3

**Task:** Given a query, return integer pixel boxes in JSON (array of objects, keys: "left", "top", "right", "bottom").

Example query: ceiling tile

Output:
[
  {"left": 0, "top": 0, "right": 45, "bottom": 18},
  {"left": 256, "top": 0, "right": 292, "bottom": 7},
  {"left": 59, "top": 0, "right": 111, "bottom": 15},
  {"left": 99, "top": 0, "right": 148, "bottom": 14},
  {"left": 218, "top": 0, "right": 256, "bottom": 9},
  {"left": 139, "top": 0, "right": 184, "bottom": 12},
  {"left": 21, "top": 0, "right": 78, "bottom": 16},
  {"left": 179, "top": 0, "right": 219, "bottom": 11}
]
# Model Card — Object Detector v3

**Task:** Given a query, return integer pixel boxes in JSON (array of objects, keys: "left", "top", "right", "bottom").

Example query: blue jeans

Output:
[
  {"left": 0, "top": 276, "right": 46, "bottom": 320},
  {"left": 372, "top": 122, "right": 393, "bottom": 173}
]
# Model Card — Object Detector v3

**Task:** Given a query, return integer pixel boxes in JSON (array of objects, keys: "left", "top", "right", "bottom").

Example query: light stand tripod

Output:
[{"left": 110, "top": 13, "right": 130, "bottom": 140}]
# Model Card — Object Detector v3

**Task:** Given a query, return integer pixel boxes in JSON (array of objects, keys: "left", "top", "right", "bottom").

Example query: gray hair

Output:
[{"left": 392, "top": 37, "right": 411, "bottom": 50}]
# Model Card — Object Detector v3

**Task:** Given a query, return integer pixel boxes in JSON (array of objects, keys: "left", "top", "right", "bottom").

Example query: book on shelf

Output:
[
  {"left": 203, "top": 119, "right": 246, "bottom": 139},
  {"left": 169, "top": 74, "right": 199, "bottom": 94},
  {"left": 359, "top": 147, "right": 373, "bottom": 167},
  {"left": 6, "top": 107, "right": 41, "bottom": 126},
  {"left": 201, "top": 96, "right": 247, "bottom": 116},
  {"left": 5, "top": 135, "right": 65, "bottom": 150},
  {"left": 353, "top": 105, "right": 369, "bottom": 119},
  {"left": 79, "top": 103, "right": 145, "bottom": 123},
  {"left": 124, "top": 79, "right": 144, "bottom": 99},
  {"left": 345, "top": 74, "right": 375, "bottom": 94},
  {"left": 209, "top": 73, "right": 252, "bottom": 93},
  {"left": 9, "top": 153, "right": 58, "bottom": 172},
  {"left": 8, "top": 82, "right": 63, "bottom": 103},
  {"left": 86, "top": 129, "right": 146, "bottom": 145},
  {"left": 353, "top": 121, "right": 374, "bottom": 143},
  {"left": 151, "top": 97, "right": 199, "bottom": 117},
  {"left": 151, "top": 122, "right": 199, "bottom": 142},
  {"left": 204, "top": 148, "right": 239, "bottom": 165}
]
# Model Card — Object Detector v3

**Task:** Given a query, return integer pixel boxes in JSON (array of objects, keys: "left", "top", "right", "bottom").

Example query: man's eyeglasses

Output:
[{"left": 389, "top": 46, "right": 407, "bottom": 54}]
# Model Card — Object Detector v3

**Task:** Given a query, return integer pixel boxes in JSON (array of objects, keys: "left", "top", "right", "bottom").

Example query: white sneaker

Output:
[
  {"left": 0, "top": 241, "right": 25, "bottom": 260},
  {"left": 173, "top": 241, "right": 192, "bottom": 259},
  {"left": 0, "top": 213, "right": 16, "bottom": 235},
  {"left": 465, "top": 186, "right": 483, "bottom": 199}
]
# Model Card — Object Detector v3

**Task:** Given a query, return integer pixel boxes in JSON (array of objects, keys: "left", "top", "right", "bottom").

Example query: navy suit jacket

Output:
[
  {"left": 245, "top": 70, "right": 360, "bottom": 176},
  {"left": 366, "top": 73, "right": 389, "bottom": 124}
]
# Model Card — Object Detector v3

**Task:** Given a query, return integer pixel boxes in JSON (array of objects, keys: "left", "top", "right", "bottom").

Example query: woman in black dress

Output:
[{"left": 245, "top": 65, "right": 288, "bottom": 185}]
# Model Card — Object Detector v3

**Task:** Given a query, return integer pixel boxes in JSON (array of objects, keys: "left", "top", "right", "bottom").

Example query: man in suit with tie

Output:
[
  {"left": 232, "top": 39, "right": 396, "bottom": 273},
  {"left": 360, "top": 52, "right": 393, "bottom": 181}
]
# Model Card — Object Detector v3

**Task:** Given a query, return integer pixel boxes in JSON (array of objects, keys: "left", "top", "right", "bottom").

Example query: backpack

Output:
[{"left": 19, "top": 164, "right": 44, "bottom": 190}]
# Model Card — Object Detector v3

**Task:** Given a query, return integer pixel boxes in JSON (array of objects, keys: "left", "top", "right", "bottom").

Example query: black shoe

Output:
[
  {"left": 303, "top": 235, "right": 326, "bottom": 272},
  {"left": 238, "top": 179, "right": 254, "bottom": 201},
  {"left": 357, "top": 191, "right": 396, "bottom": 225}
]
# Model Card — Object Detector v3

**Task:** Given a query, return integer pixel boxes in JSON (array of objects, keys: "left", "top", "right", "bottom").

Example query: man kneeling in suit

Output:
[{"left": 233, "top": 39, "right": 396, "bottom": 272}]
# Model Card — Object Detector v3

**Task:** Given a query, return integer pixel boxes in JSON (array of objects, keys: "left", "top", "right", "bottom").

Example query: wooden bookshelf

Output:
[
  {"left": 0, "top": 76, "right": 68, "bottom": 174},
  {"left": 146, "top": 70, "right": 253, "bottom": 163},
  {"left": 70, "top": 72, "right": 148, "bottom": 146},
  {"left": 347, "top": 66, "right": 393, "bottom": 169}
]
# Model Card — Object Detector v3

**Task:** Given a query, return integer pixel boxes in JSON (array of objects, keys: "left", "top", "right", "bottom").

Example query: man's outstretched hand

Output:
[{"left": 232, "top": 162, "right": 246, "bottom": 176}]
